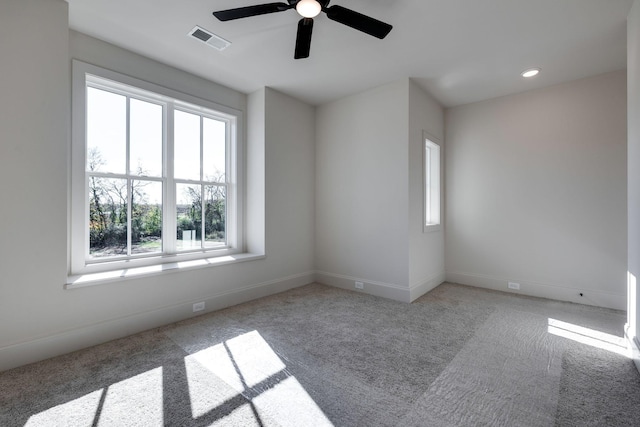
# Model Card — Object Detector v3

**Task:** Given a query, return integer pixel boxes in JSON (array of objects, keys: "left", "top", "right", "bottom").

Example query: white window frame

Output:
[
  {"left": 424, "top": 133, "right": 441, "bottom": 231},
  {"left": 69, "top": 61, "right": 245, "bottom": 280}
]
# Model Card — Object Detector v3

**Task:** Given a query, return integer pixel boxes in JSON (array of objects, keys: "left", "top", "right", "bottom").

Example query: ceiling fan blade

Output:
[
  {"left": 213, "top": 3, "right": 292, "bottom": 21},
  {"left": 294, "top": 18, "right": 314, "bottom": 59},
  {"left": 325, "top": 5, "right": 392, "bottom": 39}
]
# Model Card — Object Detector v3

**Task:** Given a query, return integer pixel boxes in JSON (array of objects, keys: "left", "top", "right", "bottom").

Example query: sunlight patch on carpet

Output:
[
  {"left": 25, "top": 367, "right": 164, "bottom": 427},
  {"left": 253, "top": 376, "right": 333, "bottom": 427},
  {"left": 548, "top": 318, "right": 629, "bottom": 357},
  {"left": 185, "top": 330, "right": 333, "bottom": 425},
  {"left": 25, "top": 389, "right": 104, "bottom": 427},
  {"left": 209, "top": 404, "right": 263, "bottom": 427},
  {"left": 184, "top": 350, "right": 241, "bottom": 418},
  {"left": 99, "top": 367, "right": 164, "bottom": 425}
]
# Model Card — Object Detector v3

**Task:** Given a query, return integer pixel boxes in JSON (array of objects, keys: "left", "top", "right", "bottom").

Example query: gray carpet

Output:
[{"left": 1, "top": 282, "right": 639, "bottom": 426}]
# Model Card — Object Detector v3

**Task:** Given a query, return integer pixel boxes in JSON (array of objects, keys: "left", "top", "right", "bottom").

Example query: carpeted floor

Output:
[{"left": 1, "top": 282, "right": 639, "bottom": 426}]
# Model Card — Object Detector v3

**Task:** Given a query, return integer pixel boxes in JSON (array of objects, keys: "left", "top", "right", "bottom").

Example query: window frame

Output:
[
  {"left": 424, "top": 133, "right": 442, "bottom": 232},
  {"left": 69, "top": 61, "right": 244, "bottom": 277}
]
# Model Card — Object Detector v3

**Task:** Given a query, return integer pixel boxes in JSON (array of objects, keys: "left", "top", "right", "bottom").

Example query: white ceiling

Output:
[{"left": 67, "top": 0, "right": 633, "bottom": 107}]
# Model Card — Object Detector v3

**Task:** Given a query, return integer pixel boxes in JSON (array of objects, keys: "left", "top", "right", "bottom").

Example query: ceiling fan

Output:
[{"left": 212, "top": 0, "right": 393, "bottom": 59}]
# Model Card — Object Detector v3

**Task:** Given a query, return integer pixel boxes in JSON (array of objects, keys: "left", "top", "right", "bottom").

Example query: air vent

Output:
[
  {"left": 188, "top": 26, "right": 231, "bottom": 51},
  {"left": 192, "top": 28, "right": 212, "bottom": 42}
]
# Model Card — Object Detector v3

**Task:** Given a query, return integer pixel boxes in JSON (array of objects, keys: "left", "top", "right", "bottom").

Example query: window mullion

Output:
[
  {"left": 200, "top": 116, "right": 205, "bottom": 249},
  {"left": 127, "top": 178, "right": 133, "bottom": 256},
  {"left": 224, "top": 182, "right": 229, "bottom": 247},
  {"left": 201, "top": 184, "right": 206, "bottom": 249},
  {"left": 126, "top": 97, "right": 132, "bottom": 256},
  {"left": 164, "top": 102, "right": 176, "bottom": 254}
]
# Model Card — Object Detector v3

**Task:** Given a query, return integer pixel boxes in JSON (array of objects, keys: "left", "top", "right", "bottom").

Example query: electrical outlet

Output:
[
  {"left": 355, "top": 281, "right": 364, "bottom": 290},
  {"left": 193, "top": 301, "right": 205, "bottom": 312},
  {"left": 508, "top": 282, "right": 520, "bottom": 290}
]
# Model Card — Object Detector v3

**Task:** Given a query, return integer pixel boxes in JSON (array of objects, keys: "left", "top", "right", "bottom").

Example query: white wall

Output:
[
  {"left": 315, "top": 80, "right": 409, "bottom": 299},
  {"left": 264, "top": 88, "right": 316, "bottom": 276},
  {"left": 0, "top": 0, "right": 70, "bottom": 368},
  {"left": 446, "top": 71, "right": 627, "bottom": 310},
  {"left": 315, "top": 79, "right": 445, "bottom": 301},
  {"left": 408, "top": 80, "right": 446, "bottom": 299},
  {"left": 0, "top": 1, "right": 316, "bottom": 372},
  {"left": 627, "top": 0, "right": 640, "bottom": 369}
]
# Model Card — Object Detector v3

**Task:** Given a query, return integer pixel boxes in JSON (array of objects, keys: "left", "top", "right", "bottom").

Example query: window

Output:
[
  {"left": 424, "top": 136, "right": 441, "bottom": 230},
  {"left": 70, "top": 62, "right": 244, "bottom": 277}
]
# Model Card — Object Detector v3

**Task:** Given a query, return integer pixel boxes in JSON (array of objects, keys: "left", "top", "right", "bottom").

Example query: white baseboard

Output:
[
  {"left": 315, "top": 271, "right": 446, "bottom": 303},
  {"left": 410, "top": 272, "right": 446, "bottom": 302},
  {"left": 315, "top": 271, "right": 412, "bottom": 303},
  {"left": 446, "top": 271, "right": 626, "bottom": 311},
  {"left": 0, "top": 272, "right": 314, "bottom": 373}
]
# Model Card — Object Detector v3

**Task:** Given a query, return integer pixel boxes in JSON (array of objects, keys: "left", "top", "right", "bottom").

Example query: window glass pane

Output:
[
  {"left": 176, "top": 183, "right": 202, "bottom": 250},
  {"left": 77, "top": 69, "right": 239, "bottom": 273},
  {"left": 204, "top": 185, "right": 226, "bottom": 247},
  {"left": 130, "top": 99, "right": 163, "bottom": 177},
  {"left": 425, "top": 140, "right": 441, "bottom": 226},
  {"left": 89, "top": 177, "right": 128, "bottom": 258},
  {"left": 203, "top": 118, "right": 226, "bottom": 181},
  {"left": 174, "top": 110, "right": 201, "bottom": 181},
  {"left": 131, "top": 180, "right": 162, "bottom": 255},
  {"left": 87, "top": 87, "right": 126, "bottom": 174},
  {"left": 425, "top": 145, "right": 432, "bottom": 223}
]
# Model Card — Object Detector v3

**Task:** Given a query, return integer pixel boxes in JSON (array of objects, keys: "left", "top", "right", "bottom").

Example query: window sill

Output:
[
  {"left": 66, "top": 252, "right": 265, "bottom": 289},
  {"left": 423, "top": 224, "right": 442, "bottom": 233}
]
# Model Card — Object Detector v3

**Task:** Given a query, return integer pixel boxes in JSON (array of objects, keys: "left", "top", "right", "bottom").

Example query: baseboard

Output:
[
  {"left": 315, "top": 271, "right": 411, "bottom": 303},
  {"left": 410, "top": 271, "right": 446, "bottom": 302},
  {"left": 0, "top": 271, "right": 314, "bottom": 373},
  {"left": 446, "top": 271, "right": 626, "bottom": 311}
]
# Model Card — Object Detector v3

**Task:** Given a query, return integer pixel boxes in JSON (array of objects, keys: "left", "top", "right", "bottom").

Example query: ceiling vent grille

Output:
[{"left": 188, "top": 26, "right": 231, "bottom": 51}]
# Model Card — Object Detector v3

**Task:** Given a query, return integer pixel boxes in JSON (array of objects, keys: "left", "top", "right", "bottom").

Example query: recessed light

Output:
[{"left": 521, "top": 68, "right": 541, "bottom": 78}]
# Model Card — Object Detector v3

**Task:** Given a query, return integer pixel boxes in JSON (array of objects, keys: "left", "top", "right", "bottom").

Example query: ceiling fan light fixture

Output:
[{"left": 296, "top": 0, "right": 321, "bottom": 18}]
